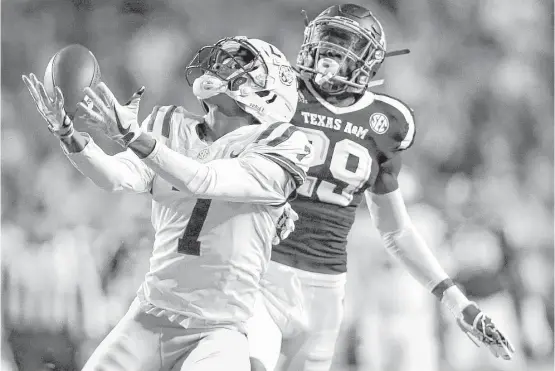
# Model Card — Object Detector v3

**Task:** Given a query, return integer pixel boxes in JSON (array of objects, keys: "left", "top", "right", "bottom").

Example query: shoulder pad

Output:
[
  {"left": 372, "top": 94, "right": 416, "bottom": 151},
  {"left": 142, "top": 105, "right": 203, "bottom": 139},
  {"left": 249, "top": 122, "right": 312, "bottom": 187}
]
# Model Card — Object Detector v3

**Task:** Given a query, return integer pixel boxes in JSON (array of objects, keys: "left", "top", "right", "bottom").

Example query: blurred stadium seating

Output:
[{"left": 1, "top": 0, "right": 553, "bottom": 370}]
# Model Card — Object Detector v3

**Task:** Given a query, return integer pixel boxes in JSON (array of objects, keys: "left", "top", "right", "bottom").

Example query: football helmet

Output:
[
  {"left": 186, "top": 37, "right": 298, "bottom": 125},
  {"left": 297, "top": 4, "right": 387, "bottom": 95}
]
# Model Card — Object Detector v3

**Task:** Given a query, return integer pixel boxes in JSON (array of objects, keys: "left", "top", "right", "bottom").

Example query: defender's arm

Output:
[{"left": 364, "top": 155, "right": 470, "bottom": 313}]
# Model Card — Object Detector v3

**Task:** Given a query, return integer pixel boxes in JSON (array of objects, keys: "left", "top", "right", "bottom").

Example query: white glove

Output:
[
  {"left": 457, "top": 302, "right": 516, "bottom": 360},
  {"left": 22, "top": 73, "right": 74, "bottom": 138},
  {"left": 272, "top": 203, "right": 298, "bottom": 245},
  {"left": 77, "top": 82, "right": 144, "bottom": 147}
]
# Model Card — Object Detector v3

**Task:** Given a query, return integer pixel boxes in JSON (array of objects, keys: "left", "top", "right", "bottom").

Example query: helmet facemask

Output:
[
  {"left": 297, "top": 16, "right": 386, "bottom": 95},
  {"left": 186, "top": 38, "right": 269, "bottom": 101}
]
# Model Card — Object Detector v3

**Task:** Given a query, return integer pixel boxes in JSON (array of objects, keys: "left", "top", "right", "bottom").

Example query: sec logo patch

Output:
[
  {"left": 298, "top": 91, "right": 307, "bottom": 104},
  {"left": 369, "top": 113, "right": 389, "bottom": 134}
]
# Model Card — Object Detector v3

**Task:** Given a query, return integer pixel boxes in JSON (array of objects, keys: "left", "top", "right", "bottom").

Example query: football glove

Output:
[
  {"left": 272, "top": 203, "right": 298, "bottom": 245},
  {"left": 457, "top": 302, "right": 515, "bottom": 360},
  {"left": 22, "top": 73, "right": 74, "bottom": 138},
  {"left": 77, "top": 83, "right": 144, "bottom": 147}
]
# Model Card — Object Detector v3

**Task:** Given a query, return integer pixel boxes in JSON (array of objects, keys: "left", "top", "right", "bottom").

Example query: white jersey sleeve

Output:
[
  {"left": 142, "top": 121, "right": 312, "bottom": 205},
  {"left": 63, "top": 113, "right": 158, "bottom": 193},
  {"left": 246, "top": 122, "right": 312, "bottom": 188}
]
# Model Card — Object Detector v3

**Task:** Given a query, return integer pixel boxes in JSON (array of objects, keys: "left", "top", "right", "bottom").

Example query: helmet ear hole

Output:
[{"left": 255, "top": 90, "right": 270, "bottom": 97}]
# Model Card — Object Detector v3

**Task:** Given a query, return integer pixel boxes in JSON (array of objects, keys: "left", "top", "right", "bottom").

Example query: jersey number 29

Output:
[{"left": 297, "top": 127, "right": 373, "bottom": 207}]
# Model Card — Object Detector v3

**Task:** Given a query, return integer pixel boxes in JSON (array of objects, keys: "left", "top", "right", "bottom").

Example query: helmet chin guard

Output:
[{"left": 192, "top": 74, "right": 228, "bottom": 100}]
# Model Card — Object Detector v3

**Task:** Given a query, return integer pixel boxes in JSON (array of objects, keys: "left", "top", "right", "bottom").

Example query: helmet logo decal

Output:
[
  {"left": 369, "top": 112, "right": 389, "bottom": 134},
  {"left": 230, "top": 76, "right": 248, "bottom": 91},
  {"left": 279, "top": 65, "right": 295, "bottom": 86}
]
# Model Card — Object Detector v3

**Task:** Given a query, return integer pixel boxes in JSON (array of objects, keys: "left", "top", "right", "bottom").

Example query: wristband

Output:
[
  {"left": 59, "top": 125, "right": 75, "bottom": 139},
  {"left": 431, "top": 278, "right": 455, "bottom": 300}
]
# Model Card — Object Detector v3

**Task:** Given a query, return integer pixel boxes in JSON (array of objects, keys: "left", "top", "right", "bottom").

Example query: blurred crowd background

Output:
[{"left": 1, "top": 0, "right": 553, "bottom": 370}]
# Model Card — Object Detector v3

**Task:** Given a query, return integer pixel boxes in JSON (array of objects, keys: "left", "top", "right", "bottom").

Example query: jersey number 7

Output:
[
  {"left": 297, "top": 127, "right": 373, "bottom": 207},
  {"left": 177, "top": 199, "right": 212, "bottom": 256}
]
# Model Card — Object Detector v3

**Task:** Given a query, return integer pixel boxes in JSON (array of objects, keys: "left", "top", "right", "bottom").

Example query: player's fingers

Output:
[
  {"left": 54, "top": 87, "right": 65, "bottom": 107},
  {"left": 497, "top": 339, "right": 513, "bottom": 360},
  {"left": 22, "top": 75, "right": 42, "bottom": 103},
  {"left": 489, "top": 344, "right": 500, "bottom": 358},
  {"left": 29, "top": 73, "right": 50, "bottom": 102},
  {"left": 84, "top": 87, "right": 112, "bottom": 118},
  {"left": 76, "top": 102, "right": 104, "bottom": 122},
  {"left": 124, "top": 86, "right": 146, "bottom": 105},
  {"left": 22, "top": 75, "right": 53, "bottom": 122},
  {"left": 276, "top": 215, "right": 286, "bottom": 229},
  {"left": 290, "top": 209, "right": 299, "bottom": 222},
  {"left": 95, "top": 82, "right": 117, "bottom": 106},
  {"left": 29, "top": 73, "right": 41, "bottom": 86},
  {"left": 37, "top": 83, "right": 54, "bottom": 108},
  {"left": 497, "top": 331, "right": 515, "bottom": 353},
  {"left": 280, "top": 230, "right": 290, "bottom": 240},
  {"left": 285, "top": 218, "right": 295, "bottom": 233},
  {"left": 497, "top": 346, "right": 510, "bottom": 360}
]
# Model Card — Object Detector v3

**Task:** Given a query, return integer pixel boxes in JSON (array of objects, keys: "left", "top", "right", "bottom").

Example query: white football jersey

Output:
[
  {"left": 65, "top": 104, "right": 311, "bottom": 329},
  {"left": 133, "top": 105, "right": 312, "bottom": 328}
]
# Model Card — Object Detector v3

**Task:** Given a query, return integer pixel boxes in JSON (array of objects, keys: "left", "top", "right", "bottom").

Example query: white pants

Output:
[
  {"left": 247, "top": 261, "right": 346, "bottom": 371},
  {"left": 82, "top": 298, "right": 250, "bottom": 371}
]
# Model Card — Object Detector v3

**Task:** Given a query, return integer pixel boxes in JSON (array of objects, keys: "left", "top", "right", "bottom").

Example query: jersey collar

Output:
[{"left": 302, "top": 78, "right": 377, "bottom": 115}]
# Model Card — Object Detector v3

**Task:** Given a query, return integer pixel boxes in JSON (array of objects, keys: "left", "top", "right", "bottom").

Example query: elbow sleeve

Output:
[
  {"left": 367, "top": 189, "right": 411, "bottom": 234},
  {"left": 366, "top": 190, "right": 449, "bottom": 291}
]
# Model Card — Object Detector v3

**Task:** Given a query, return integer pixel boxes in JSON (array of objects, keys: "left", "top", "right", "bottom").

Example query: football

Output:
[{"left": 43, "top": 44, "right": 101, "bottom": 118}]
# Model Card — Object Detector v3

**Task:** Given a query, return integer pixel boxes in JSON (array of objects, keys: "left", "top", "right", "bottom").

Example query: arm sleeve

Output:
[
  {"left": 365, "top": 189, "right": 451, "bottom": 291},
  {"left": 142, "top": 142, "right": 302, "bottom": 204},
  {"left": 141, "top": 122, "right": 312, "bottom": 204},
  {"left": 62, "top": 117, "right": 155, "bottom": 193}
]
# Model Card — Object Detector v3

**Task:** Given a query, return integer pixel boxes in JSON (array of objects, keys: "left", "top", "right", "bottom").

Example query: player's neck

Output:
[
  {"left": 204, "top": 112, "right": 252, "bottom": 141},
  {"left": 308, "top": 80, "right": 358, "bottom": 107}
]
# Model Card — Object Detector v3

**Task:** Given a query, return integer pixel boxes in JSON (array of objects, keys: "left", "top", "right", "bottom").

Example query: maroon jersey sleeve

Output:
[{"left": 372, "top": 93, "right": 416, "bottom": 151}]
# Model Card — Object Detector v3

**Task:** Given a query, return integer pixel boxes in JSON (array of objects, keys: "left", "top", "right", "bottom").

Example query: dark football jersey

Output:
[{"left": 271, "top": 79, "right": 416, "bottom": 274}]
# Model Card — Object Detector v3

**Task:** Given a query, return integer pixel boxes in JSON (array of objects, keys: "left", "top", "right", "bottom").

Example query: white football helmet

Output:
[{"left": 186, "top": 36, "right": 298, "bottom": 125}]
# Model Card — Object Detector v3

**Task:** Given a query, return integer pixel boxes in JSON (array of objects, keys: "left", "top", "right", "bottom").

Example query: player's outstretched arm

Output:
[
  {"left": 78, "top": 82, "right": 311, "bottom": 203},
  {"left": 61, "top": 131, "right": 154, "bottom": 193},
  {"left": 128, "top": 130, "right": 310, "bottom": 204},
  {"left": 22, "top": 73, "right": 153, "bottom": 193},
  {"left": 364, "top": 155, "right": 515, "bottom": 360}
]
